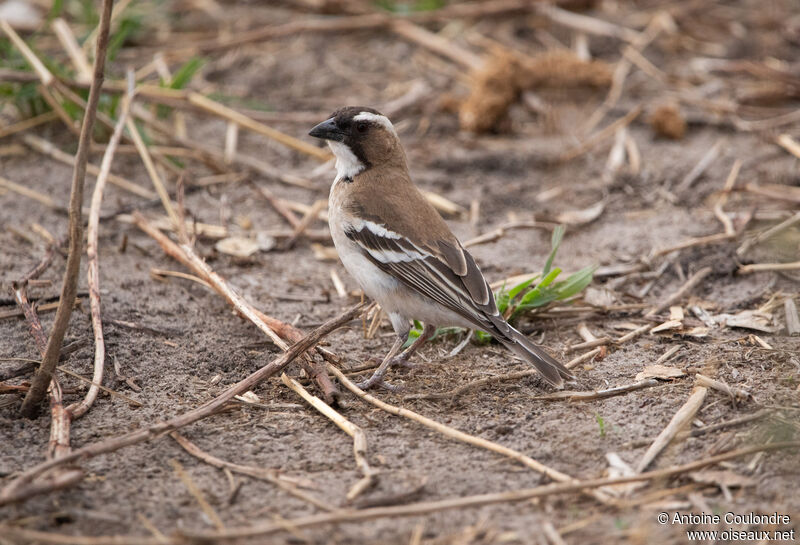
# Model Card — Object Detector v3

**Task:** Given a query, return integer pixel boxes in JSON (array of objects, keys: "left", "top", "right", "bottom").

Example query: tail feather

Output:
[{"left": 493, "top": 322, "right": 574, "bottom": 387}]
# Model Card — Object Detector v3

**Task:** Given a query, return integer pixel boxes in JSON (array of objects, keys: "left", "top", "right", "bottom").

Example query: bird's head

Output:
[{"left": 309, "top": 106, "right": 404, "bottom": 181}]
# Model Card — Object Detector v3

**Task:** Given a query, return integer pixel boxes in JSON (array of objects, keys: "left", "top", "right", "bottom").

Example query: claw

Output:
[{"left": 389, "top": 355, "right": 418, "bottom": 370}]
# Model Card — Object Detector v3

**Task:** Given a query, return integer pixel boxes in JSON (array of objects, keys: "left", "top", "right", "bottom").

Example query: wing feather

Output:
[{"left": 344, "top": 221, "right": 496, "bottom": 329}]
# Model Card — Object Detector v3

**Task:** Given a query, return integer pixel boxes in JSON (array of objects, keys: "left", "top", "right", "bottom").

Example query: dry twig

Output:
[
  {"left": 68, "top": 72, "right": 135, "bottom": 420},
  {"left": 281, "top": 374, "right": 377, "bottom": 500},
  {"left": 0, "top": 303, "right": 366, "bottom": 507},
  {"left": 20, "top": 0, "right": 114, "bottom": 418}
]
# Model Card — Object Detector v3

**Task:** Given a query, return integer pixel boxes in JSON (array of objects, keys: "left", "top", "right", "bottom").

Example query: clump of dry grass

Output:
[
  {"left": 650, "top": 102, "right": 686, "bottom": 139},
  {"left": 460, "top": 50, "right": 612, "bottom": 133}
]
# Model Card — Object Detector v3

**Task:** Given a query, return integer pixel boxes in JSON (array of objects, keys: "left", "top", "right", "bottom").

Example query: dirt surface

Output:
[{"left": 1, "top": 1, "right": 799, "bottom": 544}]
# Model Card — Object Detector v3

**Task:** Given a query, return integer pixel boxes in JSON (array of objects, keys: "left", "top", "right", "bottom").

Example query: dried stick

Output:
[
  {"left": 281, "top": 374, "right": 377, "bottom": 501},
  {"left": 0, "top": 110, "right": 59, "bottom": 139},
  {"left": 182, "top": 441, "right": 800, "bottom": 541},
  {"left": 713, "top": 159, "right": 741, "bottom": 236},
  {"left": 636, "top": 386, "right": 707, "bottom": 473},
  {"left": 404, "top": 369, "right": 538, "bottom": 401},
  {"left": 68, "top": 74, "right": 135, "bottom": 420},
  {"left": 187, "top": 93, "right": 330, "bottom": 161},
  {"left": 125, "top": 119, "right": 180, "bottom": 226},
  {"left": 559, "top": 105, "right": 642, "bottom": 162},
  {"left": 695, "top": 374, "right": 751, "bottom": 403},
  {"left": 171, "top": 432, "right": 338, "bottom": 513},
  {"left": 22, "top": 134, "right": 156, "bottom": 200},
  {"left": 676, "top": 139, "right": 725, "bottom": 193},
  {"left": 0, "top": 20, "right": 54, "bottom": 86},
  {"left": 12, "top": 268, "right": 71, "bottom": 458},
  {"left": 0, "top": 303, "right": 366, "bottom": 507},
  {"left": 644, "top": 266, "right": 712, "bottom": 317},
  {"left": 392, "top": 20, "right": 483, "bottom": 70},
  {"left": 0, "top": 175, "right": 59, "bottom": 210},
  {"left": 170, "top": 459, "right": 225, "bottom": 530},
  {"left": 51, "top": 18, "right": 92, "bottom": 82},
  {"left": 20, "top": 0, "right": 114, "bottom": 418},
  {"left": 737, "top": 210, "right": 800, "bottom": 257},
  {"left": 252, "top": 183, "right": 302, "bottom": 228},
  {"left": 535, "top": 4, "right": 641, "bottom": 42},
  {"left": 531, "top": 379, "right": 661, "bottom": 402},
  {"left": 133, "top": 213, "right": 339, "bottom": 401},
  {"left": 327, "top": 364, "right": 612, "bottom": 504},
  {"left": 284, "top": 199, "right": 326, "bottom": 249}
]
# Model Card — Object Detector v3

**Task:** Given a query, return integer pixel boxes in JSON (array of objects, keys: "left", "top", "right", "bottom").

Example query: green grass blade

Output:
[{"left": 543, "top": 225, "right": 565, "bottom": 276}]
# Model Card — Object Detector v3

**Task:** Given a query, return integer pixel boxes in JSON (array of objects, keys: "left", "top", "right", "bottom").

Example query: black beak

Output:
[{"left": 309, "top": 118, "right": 344, "bottom": 142}]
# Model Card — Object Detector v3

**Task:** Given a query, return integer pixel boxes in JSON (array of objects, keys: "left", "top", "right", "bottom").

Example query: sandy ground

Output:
[{"left": 1, "top": 1, "right": 799, "bottom": 543}]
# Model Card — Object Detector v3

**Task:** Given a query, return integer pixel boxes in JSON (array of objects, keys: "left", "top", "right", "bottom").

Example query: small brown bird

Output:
[{"left": 309, "top": 107, "right": 573, "bottom": 390}]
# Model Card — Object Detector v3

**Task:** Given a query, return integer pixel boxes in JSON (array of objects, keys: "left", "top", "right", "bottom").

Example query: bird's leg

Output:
[
  {"left": 356, "top": 336, "right": 405, "bottom": 391},
  {"left": 391, "top": 323, "right": 436, "bottom": 369}
]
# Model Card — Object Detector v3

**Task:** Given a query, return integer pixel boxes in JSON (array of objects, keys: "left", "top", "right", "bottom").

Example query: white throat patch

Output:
[
  {"left": 328, "top": 141, "right": 364, "bottom": 183},
  {"left": 354, "top": 111, "right": 397, "bottom": 137}
]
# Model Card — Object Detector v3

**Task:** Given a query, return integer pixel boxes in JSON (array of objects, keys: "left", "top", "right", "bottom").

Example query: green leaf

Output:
[
  {"left": 168, "top": 57, "right": 205, "bottom": 90},
  {"left": 507, "top": 276, "right": 537, "bottom": 300},
  {"left": 543, "top": 225, "right": 565, "bottom": 276},
  {"left": 555, "top": 265, "right": 596, "bottom": 300}
]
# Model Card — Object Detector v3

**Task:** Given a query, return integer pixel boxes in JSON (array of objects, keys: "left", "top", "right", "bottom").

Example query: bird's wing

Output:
[
  {"left": 343, "top": 219, "right": 500, "bottom": 331},
  {"left": 345, "top": 218, "right": 574, "bottom": 386}
]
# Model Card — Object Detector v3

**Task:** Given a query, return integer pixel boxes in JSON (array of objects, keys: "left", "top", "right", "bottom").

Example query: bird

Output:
[{"left": 309, "top": 106, "right": 574, "bottom": 390}]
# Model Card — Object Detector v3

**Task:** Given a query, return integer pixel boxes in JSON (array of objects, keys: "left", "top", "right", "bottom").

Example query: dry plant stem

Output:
[
  {"left": 636, "top": 386, "right": 707, "bottom": 473},
  {"left": 170, "top": 459, "right": 225, "bottom": 530},
  {"left": 327, "top": 364, "right": 612, "bottom": 504},
  {"left": 133, "top": 213, "right": 285, "bottom": 348},
  {"left": 0, "top": 20, "right": 54, "bottom": 85},
  {"left": 132, "top": 214, "right": 338, "bottom": 400},
  {"left": 392, "top": 20, "right": 483, "bottom": 70},
  {"left": 582, "top": 14, "right": 665, "bottom": 133},
  {"left": 182, "top": 441, "right": 800, "bottom": 542},
  {"left": 714, "top": 159, "right": 741, "bottom": 236},
  {"left": 676, "top": 139, "right": 725, "bottom": 193},
  {"left": 12, "top": 283, "right": 71, "bottom": 458},
  {"left": 171, "top": 432, "right": 338, "bottom": 513},
  {"left": 0, "top": 175, "right": 59, "bottom": 209},
  {"left": 281, "top": 374, "right": 377, "bottom": 501},
  {"left": 68, "top": 76, "right": 135, "bottom": 420},
  {"left": 0, "top": 110, "right": 59, "bottom": 139},
  {"left": 532, "top": 379, "right": 661, "bottom": 402},
  {"left": 651, "top": 233, "right": 733, "bottom": 258},
  {"left": 22, "top": 134, "right": 156, "bottom": 200},
  {"left": 187, "top": 93, "right": 330, "bottom": 161},
  {"left": 535, "top": 4, "right": 641, "bottom": 42},
  {"left": 737, "top": 210, "right": 800, "bottom": 257},
  {"left": 20, "top": 0, "right": 114, "bottom": 418},
  {"left": 0, "top": 303, "right": 366, "bottom": 507},
  {"left": 695, "top": 374, "right": 750, "bottom": 402},
  {"left": 52, "top": 18, "right": 92, "bottom": 82},
  {"left": 626, "top": 410, "right": 771, "bottom": 448},
  {"left": 1, "top": 442, "right": 796, "bottom": 545},
  {"left": 285, "top": 199, "right": 326, "bottom": 249},
  {"left": 741, "top": 259, "right": 800, "bottom": 274},
  {"left": 645, "top": 266, "right": 712, "bottom": 317},
  {"left": 252, "top": 184, "right": 302, "bottom": 228},
  {"left": 404, "top": 369, "right": 538, "bottom": 401},
  {"left": 125, "top": 118, "right": 180, "bottom": 226},
  {"left": 559, "top": 105, "right": 642, "bottom": 162}
]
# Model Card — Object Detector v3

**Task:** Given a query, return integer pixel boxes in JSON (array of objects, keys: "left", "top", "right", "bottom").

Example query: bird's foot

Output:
[
  {"left": 389, "top": 354, "right": 419, "bottom": 370},
  {"left": 356, "top": 369, "right": 402, "bottom": 392}
]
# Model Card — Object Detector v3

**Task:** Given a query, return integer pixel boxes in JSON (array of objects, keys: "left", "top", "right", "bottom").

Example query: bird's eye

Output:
[{"left": 356, "top": 122, "right": 368, "bottom": 133}]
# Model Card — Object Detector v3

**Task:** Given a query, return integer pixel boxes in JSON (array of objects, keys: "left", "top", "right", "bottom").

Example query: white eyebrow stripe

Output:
[{"left": 354, "top": 112, "right": 397, "bottom": 136}]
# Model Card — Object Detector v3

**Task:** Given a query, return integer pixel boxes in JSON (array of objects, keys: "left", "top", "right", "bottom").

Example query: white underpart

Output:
[
  {"left": 354, "top": 111, "right": 397, "bottom": 137},
  {"left": 328, "top": 140, "right": 364, "bottom": 184}
]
